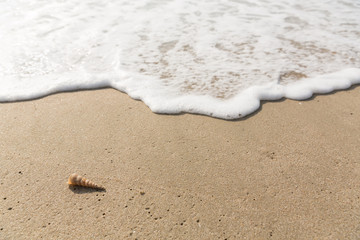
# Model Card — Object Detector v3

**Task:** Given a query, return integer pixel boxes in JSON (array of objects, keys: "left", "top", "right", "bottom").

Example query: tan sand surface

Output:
[{"left": 1, "top": 87, "right": 360, "bottom": 239}]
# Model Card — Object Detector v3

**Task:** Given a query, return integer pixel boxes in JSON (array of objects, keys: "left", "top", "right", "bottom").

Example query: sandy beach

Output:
[{"left": 1, "top": 87, "right": 360, "bottom": 239}]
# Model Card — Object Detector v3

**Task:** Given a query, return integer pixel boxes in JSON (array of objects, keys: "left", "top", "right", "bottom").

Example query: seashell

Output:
[{"left": 68, "top": 173, "right": 105, "bottom": 190}]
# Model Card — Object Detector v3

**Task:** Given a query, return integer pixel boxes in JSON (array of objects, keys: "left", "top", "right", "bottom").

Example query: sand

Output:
[{"left": 1, "top": 87, "right": 360, "bottom": 239}]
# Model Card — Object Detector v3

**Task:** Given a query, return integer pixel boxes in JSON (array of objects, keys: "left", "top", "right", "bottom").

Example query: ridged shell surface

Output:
[{"left": 68, "top": 173, "right": 104, "bottom": 190}]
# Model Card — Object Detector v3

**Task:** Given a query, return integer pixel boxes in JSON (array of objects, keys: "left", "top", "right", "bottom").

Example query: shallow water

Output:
[{"left": 1, "top": 0, "right": 360, "bottom": 118}]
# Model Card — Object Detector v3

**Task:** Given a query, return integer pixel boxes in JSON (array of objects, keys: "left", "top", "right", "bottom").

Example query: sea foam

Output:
[{"left": 0, "top": 0, "right": 359, "bottom": 119}]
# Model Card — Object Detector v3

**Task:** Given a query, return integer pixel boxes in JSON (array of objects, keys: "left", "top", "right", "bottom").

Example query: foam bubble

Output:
[{"left": 0, "top": 0, "right": 359, "bottom": 119}]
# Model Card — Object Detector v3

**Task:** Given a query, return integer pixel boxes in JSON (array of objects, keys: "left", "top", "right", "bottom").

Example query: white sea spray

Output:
[{"left": 0, "top": 0, "right": 359, "bottom": 118}]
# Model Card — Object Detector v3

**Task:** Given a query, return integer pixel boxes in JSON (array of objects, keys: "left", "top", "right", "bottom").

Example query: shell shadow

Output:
[{"left": 68, "top": 185, "right": 106, "bottom": 194}]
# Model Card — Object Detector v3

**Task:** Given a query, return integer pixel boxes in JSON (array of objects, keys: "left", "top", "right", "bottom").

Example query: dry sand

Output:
[{"left": 1, "top": 87, "right": 360, "bottom": 239}]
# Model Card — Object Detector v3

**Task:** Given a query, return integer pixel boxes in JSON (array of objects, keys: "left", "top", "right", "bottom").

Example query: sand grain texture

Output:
[{"left": 1, "top": 88, "right": 360, "bottom": 239}]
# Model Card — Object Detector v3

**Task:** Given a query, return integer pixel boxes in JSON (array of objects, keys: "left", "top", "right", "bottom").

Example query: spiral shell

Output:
[{"left": 68, "top": 173, "right": 105, "bottom": 190}]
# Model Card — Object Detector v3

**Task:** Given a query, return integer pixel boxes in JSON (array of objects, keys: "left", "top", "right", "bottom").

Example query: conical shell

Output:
[{"left": 68, "top": 173, "right": 105, "bottom": 190}]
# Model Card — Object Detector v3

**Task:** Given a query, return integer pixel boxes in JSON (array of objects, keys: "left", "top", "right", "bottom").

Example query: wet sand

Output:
[{"left": 1, "top": 87, "right": 360, "bottom": 239}]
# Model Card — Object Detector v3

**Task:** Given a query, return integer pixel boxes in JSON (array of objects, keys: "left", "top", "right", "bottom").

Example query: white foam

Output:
[{"left": 0, "top": 0, "right": 359, "bottom": 119}]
